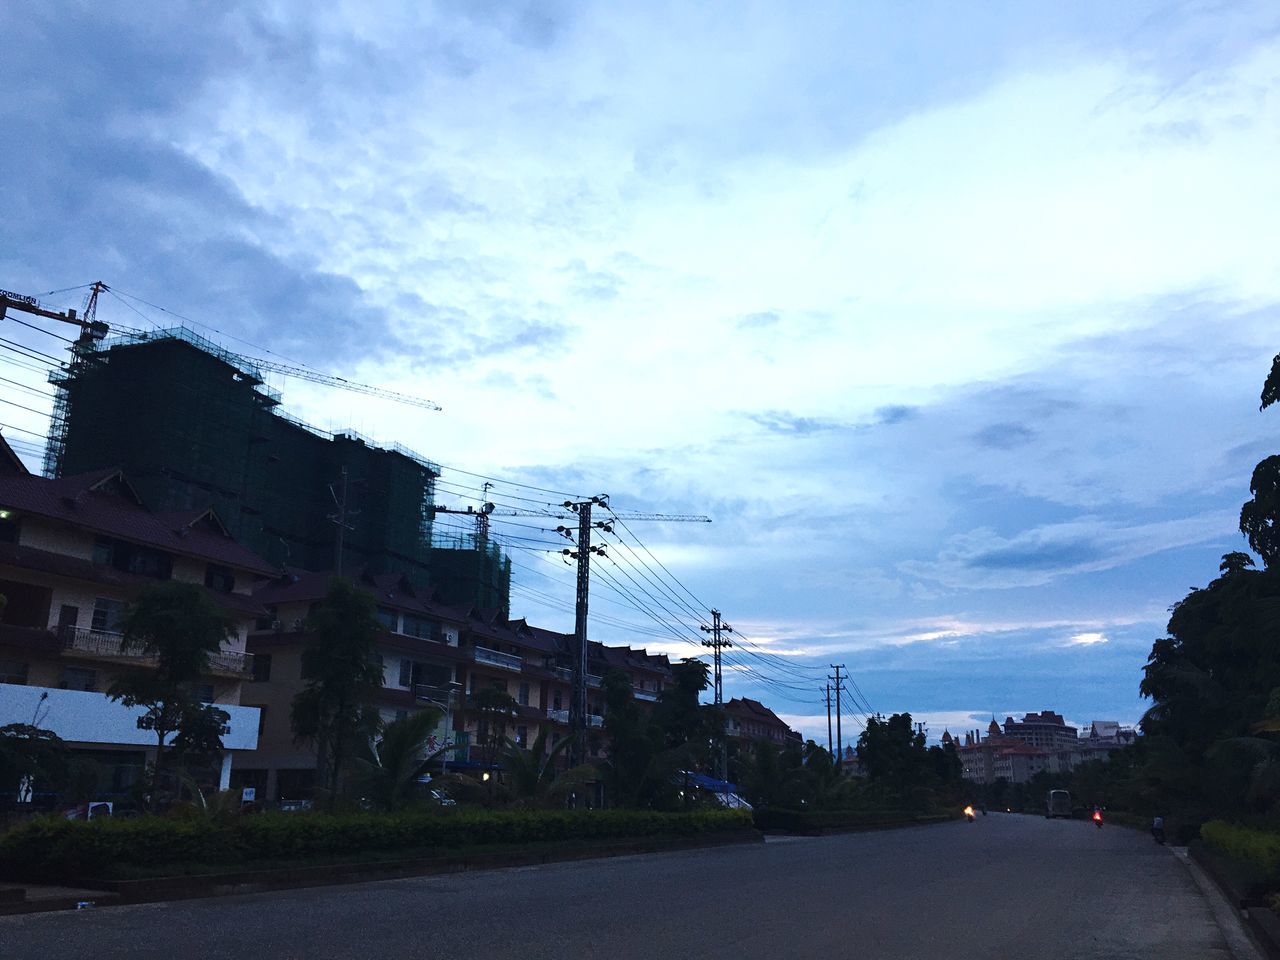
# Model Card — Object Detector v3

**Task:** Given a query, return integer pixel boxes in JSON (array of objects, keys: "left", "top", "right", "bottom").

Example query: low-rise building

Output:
[
  {"left": 723, "top": 697, "right": 802, "bottom": 754},
  {"left": 0, "top": 436, "right": 270, "bottom": 802}
]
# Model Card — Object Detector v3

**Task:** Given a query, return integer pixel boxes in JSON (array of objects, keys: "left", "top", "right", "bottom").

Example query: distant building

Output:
[
  {"left": 722, "top": 697, "right": 802, "bottom": 755},
  {"left": 956, "top": 713, "right": 1135, "bottom": 785},
  {"left": 1001, "top": 710, "right": 1078, "bottom": 751}
]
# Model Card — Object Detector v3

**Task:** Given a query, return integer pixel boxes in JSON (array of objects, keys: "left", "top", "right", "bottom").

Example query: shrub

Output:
[
  {"left": 0, "top": 808, "right": 752, "bottom": 883},
  {"left": 1200, "top": 820, "right": 1280, "bottom": 882},
  {"left": 753, "top": 807, "right": 939, "bottom": 833}
]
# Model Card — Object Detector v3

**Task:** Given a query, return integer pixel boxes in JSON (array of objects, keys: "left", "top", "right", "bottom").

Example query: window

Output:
[
  {"left": 251, "top": 653, "right": 272, "bottom": 682},
  {"left": 400, "top": 613, "right": 442, "bottom": 641},
  {"left": 0, "top": 660, "right": 28, "bottom": 685},
  {"left": 196, "top": 683, "right": 215, "bottom": 703},
  {"left": 255, "top": 606, "right": 279, "bottom": 631},
  {"left": 377, "top": 607, "right": 397, "bottom": 631},
  {"left": 518, "top": 682, "right": 530, "bottom": 706},
  {"left": 0, "top": 514, "right": 18, "bottom": 543},
  {"left": 204, "top": 564, "right": 235, "bottom": 593},
  {"left": 60, "top": 666, "right": 97, "bottom": 692},
  {"left": 515, "top": 725, "right": 527, "bottom": 747},
  {"left": 91, "top": 598, "right": 126, "bottom": 633},
  {"left": 399, "top": 659, "right": 413, "bottom": 688},
  {"left": 92, "top": 537, "right": 171, "bottom": 580},
  {"left": 553, "top": 691, "right": 563, "bottom": 711}
]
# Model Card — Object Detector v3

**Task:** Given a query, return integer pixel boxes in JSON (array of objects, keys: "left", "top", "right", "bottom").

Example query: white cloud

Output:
[{"left": 1067, "top": 631, "right": 1109, "bottom": 646}]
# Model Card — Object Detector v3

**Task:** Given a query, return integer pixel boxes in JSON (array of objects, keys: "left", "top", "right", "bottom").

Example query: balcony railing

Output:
[
  {"left": 413, "top": 683, "right": 459, "bottom": 706},
  {"left": 634, "top": 689, "right": 659, "bottom": 702},
  {"left": 59, "top": 626, "right": 254, "bottom": 679},
  {"left": 550, "top": 666, "right": 603, "bottom": 687},
  {"left": 588, "top": 715, "right": 604, "bottom": 728},
  {"left": 546, "top": 708, "right": 570, "bottom": 723},
  {"left": 472, "top": 646, "right": 523, "bottom": 672}
]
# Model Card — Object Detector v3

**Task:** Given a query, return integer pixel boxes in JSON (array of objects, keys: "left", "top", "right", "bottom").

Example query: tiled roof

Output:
[
  {"left": 0, "top": 433, "right": 28, "bottom": 476},
  {"left": 724, "top": 697, "right": 790, "bottom": 728},
  {"left": 0, "top": 468, "right": 276, "bottom": 576}
]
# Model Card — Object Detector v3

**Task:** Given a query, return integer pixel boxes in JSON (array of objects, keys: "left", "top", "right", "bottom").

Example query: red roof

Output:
[{"left": 0, "top": 467, "right": 277, "bottom": 576}]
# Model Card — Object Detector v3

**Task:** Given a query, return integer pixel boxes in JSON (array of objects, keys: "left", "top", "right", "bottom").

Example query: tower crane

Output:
[{"left": 0, "top": 281, "right": 442, "bottom": 411}]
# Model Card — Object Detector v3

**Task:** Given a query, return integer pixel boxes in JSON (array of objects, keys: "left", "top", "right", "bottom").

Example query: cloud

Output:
[
  {"left": 973, "top": 422, "right": 1035, "bottom": 450},
  {"left": 736, "top": 311, "right": 780, "bottom": 331},
  {"left": 874, "top": 405, "right": 918, "bottom": 425},
  {"left": 743, "top": 410, "right": 847, "bottom": 436},
  {"left": 902, "top": 512, "right": 1236, "bottom": 589},
  {"left": 1067, "top": 631, "right": 1109, "bottom": 646}
]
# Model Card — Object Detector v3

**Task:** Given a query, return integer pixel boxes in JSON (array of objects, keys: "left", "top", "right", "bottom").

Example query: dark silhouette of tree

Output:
[
  {"left": 107, "top": 581, "right": 234, "bottom": 810},
  {"left": 290, "top": 577, "right": 383, "bottom": 800}
]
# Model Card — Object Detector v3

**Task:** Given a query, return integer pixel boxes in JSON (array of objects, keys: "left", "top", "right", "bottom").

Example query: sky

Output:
[{"left": 2, "top": 1, "right": 1279, "bottom": 745}]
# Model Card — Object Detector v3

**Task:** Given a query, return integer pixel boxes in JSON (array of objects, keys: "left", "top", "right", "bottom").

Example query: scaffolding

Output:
[{"left": 44, "top": 331, "right": 506, "bottom": 608}]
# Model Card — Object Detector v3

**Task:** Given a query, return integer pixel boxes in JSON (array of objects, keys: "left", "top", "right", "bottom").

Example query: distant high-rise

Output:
[{"left": 46, "top": 328, "right": 509, "bottom": 610}]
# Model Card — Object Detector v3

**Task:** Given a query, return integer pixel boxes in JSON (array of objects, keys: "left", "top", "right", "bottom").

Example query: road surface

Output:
[{"left": 0, "top": 813, "right": 1254, "bottom": 959}]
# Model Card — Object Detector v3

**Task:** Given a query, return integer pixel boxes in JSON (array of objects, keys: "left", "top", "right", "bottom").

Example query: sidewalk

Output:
[{"left": 0, "top": 883, "right": 121, "bottom": 916}]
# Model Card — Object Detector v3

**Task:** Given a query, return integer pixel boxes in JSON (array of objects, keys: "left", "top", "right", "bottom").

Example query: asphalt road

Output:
[{"left": 0, "top": 814, "right": 1254, "bottom": 959}]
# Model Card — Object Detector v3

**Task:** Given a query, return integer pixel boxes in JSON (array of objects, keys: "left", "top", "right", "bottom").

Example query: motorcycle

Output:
[
  {"left": 964, "top": 805, "right": 975, "bottom": 822},
  {"left": 1152, "top": 819, "right": 1166, "bottom": 844},
  {"left": 1092, "top": 809, "right": 1104, "bottom": 829}
]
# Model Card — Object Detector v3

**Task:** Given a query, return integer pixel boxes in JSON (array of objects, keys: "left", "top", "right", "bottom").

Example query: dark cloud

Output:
[
  {"left": 973, "top": 421, "right": 1035, "bottom": 450},
  {"left": 875, "top": 404, "right": 918, "bottom": 425},
  {"left": 964, "top": 537, "right": 1103, "bottom": 572},
  {"left": 0, "top": 4, "right": 396, "bottom": 367},
  {"left": 745, "top": 410, "right": 846, "bottom": 436}
]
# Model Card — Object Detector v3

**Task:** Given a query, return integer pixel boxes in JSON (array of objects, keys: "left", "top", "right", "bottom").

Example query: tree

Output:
[
  {"left": 500, "top": 728, "right": 596, "bottom": 808},
  {"left": 290, "top": 577, "right": 384, "bottom": 800},
  {"left": 467, "top": 685, "right": 519, "bottom": 803},
  {"left": 354, "top": 708, "right": 458, "bottom": 811},
  {"left": 107, "top": 581, "right": 235, "bottom": 810}
]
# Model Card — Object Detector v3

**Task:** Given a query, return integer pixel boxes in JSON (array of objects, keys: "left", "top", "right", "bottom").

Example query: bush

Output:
[
  {"left": 0, "top": 808, "right": 753, "bottom": 883},
  {"left": 1201, "top": 820, "right": 1280, "bottom": 882}
]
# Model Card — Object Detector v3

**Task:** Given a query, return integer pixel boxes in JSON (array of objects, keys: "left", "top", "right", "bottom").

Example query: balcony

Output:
[
  {"left": 472, "top": 646, "right": 523, "bottom": 672},
  {"left": 59, "top": 627, "right": 254, "bottom": 679},
  {"left": 634, "top": 689, "right": 659, "bottom": 702},
  {"left": 413, "top": 683, "right": 460, "bottom": 706},
  {"left": 546, "top": 708, "right": 570, "bottom": 723},
  {"left": 550, "top": 666, "right": 603, "bottom": 687},
  {"left": 588, "top": 715, "right": 604, "bottom": 728}
]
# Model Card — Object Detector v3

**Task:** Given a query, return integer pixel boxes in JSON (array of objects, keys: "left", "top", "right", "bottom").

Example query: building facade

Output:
[{"left": 0, "top": 438, "right": 269, "bottom": 802}]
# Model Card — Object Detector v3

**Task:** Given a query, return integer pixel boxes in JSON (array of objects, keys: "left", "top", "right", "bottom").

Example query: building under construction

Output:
[{"left": 44, "top": 327, "right": 510, "bottom": 610}]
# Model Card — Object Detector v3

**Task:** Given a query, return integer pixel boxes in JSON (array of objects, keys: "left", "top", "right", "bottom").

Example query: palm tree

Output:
[
  {"left": 500, "top": 728, "right": 596, "bottom": 808},
  {"left": 355, "top": 708, "right": 456, "bottom": 811}
]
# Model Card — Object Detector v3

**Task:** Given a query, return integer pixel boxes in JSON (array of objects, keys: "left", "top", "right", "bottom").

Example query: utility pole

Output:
[
  {"left": 328, "top": 466, "right": 357, "bottom": 577},
  {"left": 700, "top": 609, "right": 733, "bottom": 785},
  {"left": 564, "top": 496, "right": 608, "bottom": 769},
  {"left": 824, "top": 683, "right": 833, "bottom": 758},
  {"left": 829, "top": 664, "right": 847, "bottom": 769}
]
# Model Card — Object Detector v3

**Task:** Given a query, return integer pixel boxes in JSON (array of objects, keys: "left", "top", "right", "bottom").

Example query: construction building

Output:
[{"left": 42, "top": 327, "right": 509, "bottom": 610}]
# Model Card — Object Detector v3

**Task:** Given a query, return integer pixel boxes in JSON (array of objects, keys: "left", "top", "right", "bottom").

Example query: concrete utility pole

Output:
[
  {"left": 829, "top": 664, "right": 847, "bottom": 769},
  {"left": 701, "top": 609, "right": 733, "bottom": 784},
  {"left": 565, "top": 496, "right": 610, "bottom": 769},
  {"left": 824, "top": 682, "right": 833, "bottom": 757}
]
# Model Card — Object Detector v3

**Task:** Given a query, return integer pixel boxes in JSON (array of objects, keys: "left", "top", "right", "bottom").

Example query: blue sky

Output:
[{"left": 2, "top": 1, "right": 1278, "bottom": 743}]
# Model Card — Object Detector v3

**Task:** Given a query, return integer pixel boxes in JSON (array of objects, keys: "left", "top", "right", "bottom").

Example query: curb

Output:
[
  {"left": 1182, "top": 846, "right": 1274, "bottom": 960},
  {"left": 756, "top": 813, "right": 954, "bottom": 837},
  {"left": 3, "top": 830, "right": 762, "bottom": 915}
]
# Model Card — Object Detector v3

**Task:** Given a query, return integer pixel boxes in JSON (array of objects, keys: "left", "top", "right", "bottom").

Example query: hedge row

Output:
[
  {"left": 0, "top": 808, "right": 753, "bottom": 883},
  {"left": 1200, "top": 821, "right": 1280, "bottom": 881}
]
